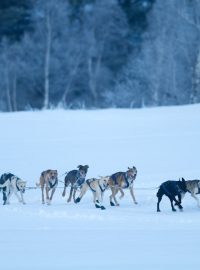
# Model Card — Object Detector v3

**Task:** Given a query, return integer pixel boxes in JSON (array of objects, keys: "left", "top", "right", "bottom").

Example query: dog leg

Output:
[
  {"left": 14, "top": 192, "right": 23, "bottom": 203},
  {"left": 41, "top": 187, "right": 45, "bottom": 204},
  {"left": 129, "top": 186, "right": 138, "bottom": 204},
  {"left": 173, "top": 196, "right": 183, "bottom": 211},
  {"left": 13, "top": 189, "right": 24, "bottom": 204},
  {"left": 156, "top": 194, "right": 163, "bottom": 212},
  {"left": 62, "top": 185, "right": 67, "bottom": 197},
  {"left": 110, "top": 188, "right": 119, "bottom": 206},
  {"left": 67, "top": 187, "right": 73, "bottom": 202},
  {"left": 169, "top": 197, "right": 176, "bottom": 211},
  {"left": 169, "top": 195, "right": 183, "bottom": 211},
  {"left": 10, "top": 180, "right": 23, "bottom": 203},
  {"left": 118, "top": 188, "right": 125, "bottom": 199},
  {"left": 75, "top": 185, "right": 88, "bottom": 204},
  {"left": 101, "top": 190, "right": 104, "bottom": 202},
  {"left": 109, "top": 197, "right": 115, "bottom": 206},
  {"left": 95, "top": 200, "right": 102, "bottom": 208},
  {"left": 73, "top": 189, "right": 77, "bottom": 203},
  {"left": 50, "top": 187, "right": 56, "bottom": 203},
  {"left": 3, "top": 187, "right": 9, "bottom": 205},
  {"left": 19, "top": 191, "right": 26, "bottom": 204},
  {"left": 191, "top": 193, "right": 200, "bottom": 207},
  {"left": 113, "top": 189, "right": 119, "bottom": 206},
  {"left": 94, "top": 186, "right": 105, "bottom": 209},
  {"left": 109, "top": 188, "right": 115, "bottom": 206},
  {"left": 2, "top": 188, "right": 7, "bottom": 205},
  {"left": 93, "top": 192, "right": 96, "bottom": 203},
  {"left": 94, "top": 199, "right": 106, "bottom": 210},
  {"left": 45, "top": 187, "right": 51, "bottom": 205}
]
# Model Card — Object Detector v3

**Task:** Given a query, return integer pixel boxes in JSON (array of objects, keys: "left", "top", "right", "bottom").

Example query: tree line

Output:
[{"left": 0, "top": 0, "right": 200, "bottom": 112}]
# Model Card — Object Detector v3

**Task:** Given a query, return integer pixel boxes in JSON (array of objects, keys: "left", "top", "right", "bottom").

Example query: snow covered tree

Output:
[
  {"left": 113, "top": 0, "right": 200, "bottom": 107},
  {"left": 80, "top": 0, "right": 129, "bottom": 106}
]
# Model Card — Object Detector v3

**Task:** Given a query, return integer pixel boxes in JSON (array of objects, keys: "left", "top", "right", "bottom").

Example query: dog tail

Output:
[{"left": 156, "top": 186, "right": 162, "bottom": 198}]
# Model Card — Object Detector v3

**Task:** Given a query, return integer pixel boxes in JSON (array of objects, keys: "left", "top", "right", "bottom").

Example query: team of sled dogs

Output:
[{"left": 0, "top": 165, "right": 200, "bottom": 211}]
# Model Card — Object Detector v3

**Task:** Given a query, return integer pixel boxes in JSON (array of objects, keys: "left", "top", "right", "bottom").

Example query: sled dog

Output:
[
  {"left": 0, "top": 173, "right": 26, "bottom": 205},
  {"left": 157, "top": 178, "right": 187, "bottom": 212},
  {"left": 62, "top": 165, "right": 89, "bottom": 203},
  {"left": 75, "top": 176, "right": 109, "bottom": 210},
  {"left": 108, "top": 166, "right": 137, "bottom": 206},
  {"left": 182, "top": 179, "right": 200, "bottom": 207},
  {"left": 37, "top": 169, "right": 58, "bottom": 205}
]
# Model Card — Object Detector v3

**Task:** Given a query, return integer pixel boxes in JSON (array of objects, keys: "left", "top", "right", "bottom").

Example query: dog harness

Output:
[
  {"left": 74, "top": 171, "right": 86, "bottom": 188},
  {"left": 98, "top": 180, "right": 108, "bottom": 192},
  {"left": 48, "top": 178, "right": 58, "bottom": 189},
  {"left": 86, "top": 178, "right": 108, "bottom": 193},
  {"left": 86, "top": 179, "right": 96, "bottom": 193},
  {"left": 110, "top": 172, "right": 133, "bottom": 189}
]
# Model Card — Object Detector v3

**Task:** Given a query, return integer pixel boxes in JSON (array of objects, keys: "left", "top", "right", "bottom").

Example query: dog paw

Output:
[
  {"left": 75, "top": 198, "right": 81, "bottom": 204},
  {"left": 110, "top": 202, "right": 115, "bottom": 206},
  {"left": 46, "top": 200, "right": 51, "bottom": 205},
  {"left": 134, "top": 201, "right": 138, "bottom": 205},
  {"left": 101, "top": 206, "right": 106, "bottom": 210}
]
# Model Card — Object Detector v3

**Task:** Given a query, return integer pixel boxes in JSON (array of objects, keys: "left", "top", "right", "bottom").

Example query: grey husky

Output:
[{"left": 183, "top": 179, "right": 200, "bottom": 207}]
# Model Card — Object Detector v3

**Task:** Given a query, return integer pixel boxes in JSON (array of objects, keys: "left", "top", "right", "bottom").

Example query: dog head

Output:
[
  {"left": 48, "top": 170, "right": 58, "bottom": 180},
  {"left": 127, "top": 166, "right": 137, "bottom": 179},
  {"left": 17, "top": 179, "right": 27, "bottom": 193},
  {"left": 77, "top": 165, "right": 89, "bottom": 178},
  {"left": 99, "top": 176, "right": 110, "bottom": 190}
]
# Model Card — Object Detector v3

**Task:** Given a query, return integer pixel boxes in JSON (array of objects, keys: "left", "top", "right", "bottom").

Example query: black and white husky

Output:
[{"left": 0, "top": 173, "right": 26, "bottom": 205}]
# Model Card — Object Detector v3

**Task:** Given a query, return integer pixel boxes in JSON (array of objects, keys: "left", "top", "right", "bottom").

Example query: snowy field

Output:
[{"left": 0, "top": 105, "right": 200, "bottom": 270}]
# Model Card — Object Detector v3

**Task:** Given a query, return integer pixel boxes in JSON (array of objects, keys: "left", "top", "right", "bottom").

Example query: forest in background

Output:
[{"left": 0, "top": 0, "right": 200, "bottom": 111}]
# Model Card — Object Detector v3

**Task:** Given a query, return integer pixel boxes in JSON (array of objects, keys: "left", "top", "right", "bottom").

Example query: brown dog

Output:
[
  {"left": 37, "top": 170, "right": 58, "bottom": 205},
  {"left": 108, "top": 166, "right": 137, "bottom": 206},
  {"left": 62, "top": 165, "right": 89, "bottom": 203}
]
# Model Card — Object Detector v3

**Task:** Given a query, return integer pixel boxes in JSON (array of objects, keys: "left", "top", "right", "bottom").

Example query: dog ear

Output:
[
  {"left": 77, "top": 165, "right": 82, "bottom": 169},
  {"left": 181, "top": 178, "right": 186, "bottom": 182},
  {"left": 85, "top": 165, "right": 89, "bottom": 169}
]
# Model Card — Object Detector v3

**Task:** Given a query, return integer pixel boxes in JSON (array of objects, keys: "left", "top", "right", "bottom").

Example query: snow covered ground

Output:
[{"left": 0, "top": 104, "right": 200, "bottom": 270}]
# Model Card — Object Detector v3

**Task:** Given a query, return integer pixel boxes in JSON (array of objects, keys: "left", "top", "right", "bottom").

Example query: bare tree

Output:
[
  {"left": 82, "top": 0, "right": 129, "bottom": 106},
  {"left": 0, "top": 39, "right": 22, "bottom": 111},
  {"left": 114, "top": 0, "right": 200, "bottom": 107},
  {"left": 31, "top": 0, "right": 73, "bottom": 109}
]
